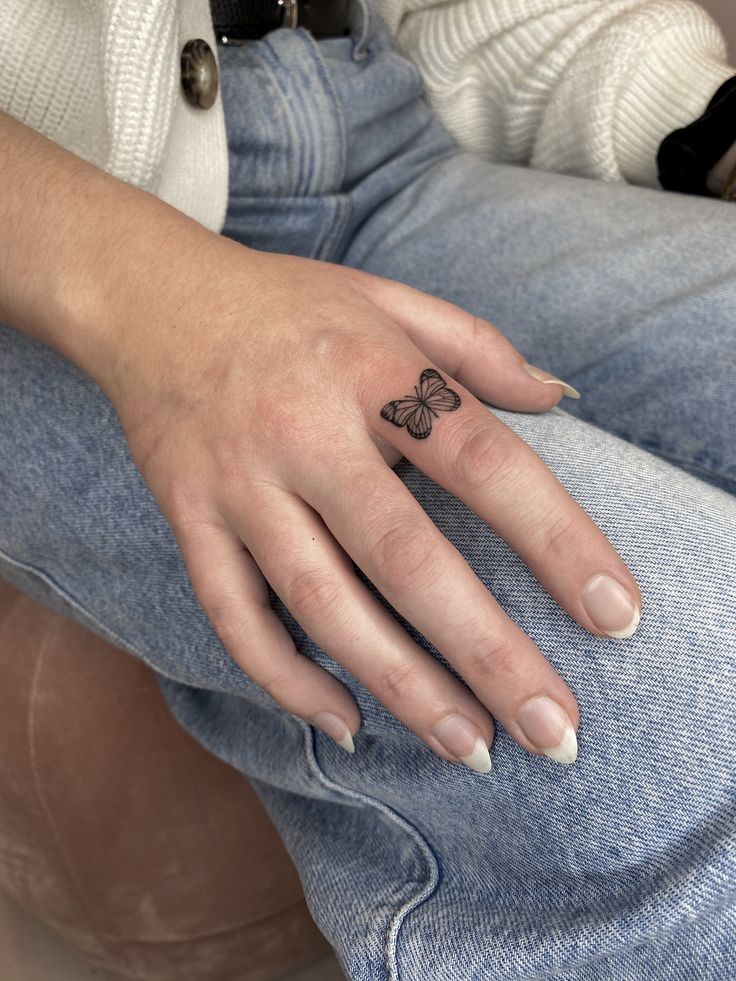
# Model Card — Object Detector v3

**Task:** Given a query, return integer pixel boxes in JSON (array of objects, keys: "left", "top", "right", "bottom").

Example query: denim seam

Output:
[
  {"left": 300, "top": 30, "right": 348, "bottom": 197},
  {"left": 349, "top": 0, "right": 374, "bottom": 61},
  {"left": 298, "top": 720, "right": 441, "bottom": 981},
  {"left": 257, "top": 58, "right": 296, "bottom": 197},
  {"left": 232, "top": 52, "right": 297, "bottom": 198},
  {"left": 254, "top": 42, "right": 302, "bottom": 197},
  {"left": 633, "top": 446, "right": 733, "bottom": 489},
  {"left": 316, "top": 194, "right": 354, "bottom": 262},
  {"left": 296, "top": 30, "right": 353, "bottom": 260},
  {"left": 520, "top": 889, "right": 736, "bottom": 980},
  {"left": 0, "top": 546, "right": 185, "bottom": 685}
]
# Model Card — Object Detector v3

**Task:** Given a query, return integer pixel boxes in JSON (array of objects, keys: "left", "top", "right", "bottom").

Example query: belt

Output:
[{"left": 209, "top": 0, "right": 351, "bottom": 44}]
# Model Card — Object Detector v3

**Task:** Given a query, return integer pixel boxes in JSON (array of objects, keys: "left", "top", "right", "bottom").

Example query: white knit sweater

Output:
[{"left": 0, "top": 1, "right": 731, "bottom": 234}]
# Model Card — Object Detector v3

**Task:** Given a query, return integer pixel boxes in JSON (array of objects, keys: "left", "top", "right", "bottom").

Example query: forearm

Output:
[{"left": 0, "top": 109, "right": 221, "bottom": 391}]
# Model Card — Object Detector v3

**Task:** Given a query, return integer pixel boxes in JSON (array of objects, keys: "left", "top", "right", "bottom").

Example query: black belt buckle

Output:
[
  {"left": 212, "top": 0, "right": 297, "bottom": 45},
  {"left": 299, "top": 1, "right": 351, "bottom": 39},
  {"left": 278, "top": 0, "right": 299, "bottom": 29},
  {"left": 212, "top": 0, "right": 351, "bottom": 45}
]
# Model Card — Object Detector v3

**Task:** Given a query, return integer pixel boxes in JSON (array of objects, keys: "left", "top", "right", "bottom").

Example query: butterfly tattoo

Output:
[{"left": 380, "top": 368, "right": 461, "bottom": 440}]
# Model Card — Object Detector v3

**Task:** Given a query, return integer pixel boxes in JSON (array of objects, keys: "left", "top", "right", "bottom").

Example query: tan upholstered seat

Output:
[{"left": 0, "top": 578, "right": 331, "bottom": 980}]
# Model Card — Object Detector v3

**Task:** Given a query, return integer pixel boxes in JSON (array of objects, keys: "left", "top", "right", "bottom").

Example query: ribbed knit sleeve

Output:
[{"left": 375, "top": 0, "right": 734, "bottom": 186}]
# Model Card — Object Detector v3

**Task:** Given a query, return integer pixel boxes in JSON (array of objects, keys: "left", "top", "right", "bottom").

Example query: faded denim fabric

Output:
[{"left": 0, "top": 2, "right": 734, "bottom": 978}]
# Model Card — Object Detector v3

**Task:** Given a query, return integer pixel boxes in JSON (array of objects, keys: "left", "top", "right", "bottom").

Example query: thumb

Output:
[{"left": 346, "top": 266, "right": 580, "bottom": 412}]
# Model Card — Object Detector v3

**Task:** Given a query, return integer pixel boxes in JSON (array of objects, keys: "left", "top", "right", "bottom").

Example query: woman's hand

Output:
[
  {"left": 99, "top": 237, "right": 641, "bottom": 772},
  {"left": 0, "top": 109, "right": 637, "bottom": 770}
]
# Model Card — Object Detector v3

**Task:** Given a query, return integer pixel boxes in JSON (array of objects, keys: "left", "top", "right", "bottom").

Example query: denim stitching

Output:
[
  {"left": 0, "top": 547, "right": 185, "bottom": 685},
  {"left": 298, "top": 720, "right": 441, "bottom": 981},
  {"left": 301, "top": 30, "right": 348, "bottom": 197},
  {"left": 252, "top": 41, "right": 303, "bottom": 197},
  {"left": 315, "top": 194, "right": 354, "bottom": 263}
]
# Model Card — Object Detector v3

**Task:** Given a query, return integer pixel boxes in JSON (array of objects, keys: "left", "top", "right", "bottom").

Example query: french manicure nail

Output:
[
  {"left": 583, "top": 574, "right": 641, "bottom": 638},
  {"left": 522, "top": 362, "right": 581, "bottom": 399},
  {"left": 311, "top": 712, "right": 355, "bottom": 753},
  {"left": 432, "top": 715, "right": 492, "bottom": 773},
  {"left": 517, "top": 696, "right": 578, "bottom": 765}
]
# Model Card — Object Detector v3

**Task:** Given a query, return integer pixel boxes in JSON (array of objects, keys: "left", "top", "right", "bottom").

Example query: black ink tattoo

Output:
[{"left": 380, "top": 368, "right": 461, "bottom": 440}]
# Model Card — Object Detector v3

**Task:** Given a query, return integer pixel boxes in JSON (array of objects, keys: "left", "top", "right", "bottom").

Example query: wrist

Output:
[
  {"left": 706, "top": 141, "right": 736, "bottom": 197},
  {"left": 0, "top": 110, "right": 243, "bottom": 399},
  {"left": 54, "top": 171, "right": 230, "bottom": 402}
]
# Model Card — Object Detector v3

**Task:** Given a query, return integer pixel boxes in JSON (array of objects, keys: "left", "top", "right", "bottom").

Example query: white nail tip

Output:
[
  {"left": 521, "top": 363, "right": 581, "bottom": 399},
  {"left": 337, "top": 730, "right": 355, "bottom": 754},
  {"left": 540, "top": 378, "right": 581, "bottom": 400},
  {"left": 460, "top": 735, "right": 492, "bottom": 773},
  {"left": 606, "top": 605, "right": 641, "bottom": 639},
  {"left": 543, "top": 727, "right": 578, "bottom": 765}
]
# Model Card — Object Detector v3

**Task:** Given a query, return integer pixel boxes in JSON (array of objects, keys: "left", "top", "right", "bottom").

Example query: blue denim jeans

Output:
[{"left": 1, "top": 2, "right": 735, "bottom": 978}]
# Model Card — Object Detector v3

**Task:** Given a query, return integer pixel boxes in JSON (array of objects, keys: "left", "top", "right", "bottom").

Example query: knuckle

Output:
[
  {"left": 258, "top": 662, "right": 299, "bottom": 702},
  {"left": 285, "top": 566, "right": 343, "bottom": 624},
  {"left": 210, "top": 441, "right": 270, "bottom": 490},
  {"left": 449, "top": 422, "right": 523, "bottom": 491},
  {"left": 203, "top": 596, "right": 303, "bottom": 702},
  {"left": 342, "top": 465, "right": 388, "bottom": 510},
  {"left": 374, "top": 658, "right": 420, "bottom": 703},
  {"left": 456, "top": 315, "right": 492, "bottom": 373},
  {"left": 535, "top": 512, "right": 581, "bottom": 564},
  {"left": 312, "top": 324, "right": 348, "bottom": 360},
  {"left": 470, "top": 314, "right": 504, "bottom": 352},
  {"left": 256, "top": 391, "right": 313, "bottom": 446},
  {"left": 308, "top": 321, "right": 382, "bottom": 383},
  {"left": 464, "top": 633, "right": 521, "bottom": 686},
  {"left": 369, "top": 521, "right": 440, "bottom": 589},
  {"left": 166, "top": 481, "right": 210, "bottom": 533},
  {"left": 204, "top": 593, "right": 246, "bottom": 653},
  {"left": 213, "top": 617, "right": 242, "bottom": 657}
]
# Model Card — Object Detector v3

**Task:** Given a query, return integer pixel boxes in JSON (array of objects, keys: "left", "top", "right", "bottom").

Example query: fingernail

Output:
[
  {"left": 517, "top": 696, "right": 578, "bottom": 764},
  {"left": 583, "top": 574, "right": 641, "bottom": 638},
  {"left": 522, "top": 362, "right": 581, "bottom": 399},
  {"left": 311, "top": 712, "right": 355, "bottom": 753},
  {"left": 432, "top": 715, "right": 492, "bottom": 773}
]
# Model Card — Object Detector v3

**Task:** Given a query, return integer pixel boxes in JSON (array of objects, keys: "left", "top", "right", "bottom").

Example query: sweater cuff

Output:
[{"left": 615, "top": 15, "right": 733, "bottom": 187}]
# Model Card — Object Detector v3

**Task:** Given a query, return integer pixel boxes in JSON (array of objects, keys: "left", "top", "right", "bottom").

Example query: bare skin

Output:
[{"left": 707, "top": 141, "right": 736, "bottom": 196}]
